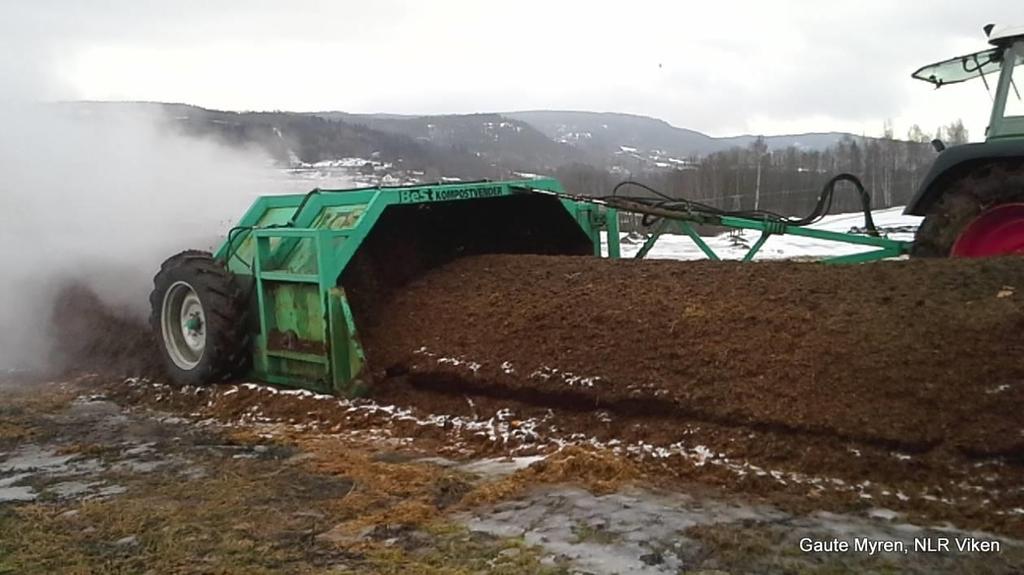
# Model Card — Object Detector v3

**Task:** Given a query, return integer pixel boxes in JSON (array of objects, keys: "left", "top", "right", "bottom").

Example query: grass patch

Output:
[
  {"left": 347, "top": 523, "right": 567, "bottom": 575},
  {"left": 0, "top": 459, "right": 355, "bottom": 574},
  {"left": 0, "top": 465, "right": 566, "bottom": 574},
  {"left": 463, "top": 446, "right": 643, "bottom": 507},
  {"left": 0, "top": 421, "right": 34, "bottom": 442},
  {"left": 571, "top": 521, "right": 621, "bottom": 545},
  {"left": 0, "top": 413, "right": 564, "bottom": 574},
  {"left": 0, "top": 383, "right": 78, "bottom": 446},
  {"left": 56, "top": 442, "right": 118, "bottom": 458}
]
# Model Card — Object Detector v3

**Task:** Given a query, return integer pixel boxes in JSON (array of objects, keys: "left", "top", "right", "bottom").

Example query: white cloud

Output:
[{"left": 3, "top": 0, "right": 1021, "bottom": 139}]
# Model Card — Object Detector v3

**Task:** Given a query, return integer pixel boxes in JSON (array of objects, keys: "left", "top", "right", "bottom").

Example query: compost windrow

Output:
[{"left": 360, "top": 254, "right": 1024, "bottom": 456}]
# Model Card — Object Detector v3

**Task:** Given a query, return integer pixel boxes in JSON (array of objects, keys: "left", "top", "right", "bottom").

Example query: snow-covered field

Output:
[
  {"left": 283, "top": 157, "right": 419, "bottom": 189},
  {"left": 604, "top": 207, "right": 921, "bottom": 261}
]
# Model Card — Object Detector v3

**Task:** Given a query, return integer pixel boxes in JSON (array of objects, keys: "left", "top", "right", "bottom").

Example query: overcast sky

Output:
[{"left": 1, "top": 0, "right": 1019, "bottom": 140}]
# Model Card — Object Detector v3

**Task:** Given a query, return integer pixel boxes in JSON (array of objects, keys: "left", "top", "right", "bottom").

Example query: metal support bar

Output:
[
  {"left": 257, "top": 271, "right": 320, "bottom": 283},
  {"left": 822, "top": 247, "right": 905, "bottom": 265},
  {"left": 717, "top": 215, "right": 904, "bottom": 250},
  {"left": 635, "top": 219, "right": 670, "bottom": 259},
  {"left": 676, "top": 221, "right": 722, "bottom": 261},
  {"left": 601, "top": 196, "right": 910, "bottom": 264},
  {"left": 606, "top": 208, "right": 621, "bottom": 259},
  {"left": 742, "top": 230, "right": 773, "bottom": 262}
]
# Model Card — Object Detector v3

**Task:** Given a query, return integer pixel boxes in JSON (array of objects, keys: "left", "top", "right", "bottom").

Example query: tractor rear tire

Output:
[
  {"left": 149, "top": 250, "right": 251, "bottom": 386},
  {"left": 912, "top": 163, "right": 1024, "bottom": 257}
]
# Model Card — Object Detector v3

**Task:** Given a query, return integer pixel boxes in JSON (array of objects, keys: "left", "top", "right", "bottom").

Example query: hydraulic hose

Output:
[{"left": 608, "top": 173, "right": 879, "bottom": 236}]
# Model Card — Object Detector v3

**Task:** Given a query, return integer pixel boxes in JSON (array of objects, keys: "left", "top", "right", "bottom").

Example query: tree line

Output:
[{"left": 555, "top": 120, "right": 969, "bottom": 220}]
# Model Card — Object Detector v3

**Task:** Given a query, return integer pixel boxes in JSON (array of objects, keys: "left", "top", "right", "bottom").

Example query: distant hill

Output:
[
  {"left": 332, "top": 110, "right": 859, "bottom": 174},
  {"left": 507, "top": 110, "right": 855, "bottom": 164},
  {"left": 64, "top": 101, "right": 865, "bottom": 181},
  {"left": 60, "top": 101, "right": 933, "bottom": 214},
  {"left": 318, "top": 111, "right": 588, "bottom": 171}
]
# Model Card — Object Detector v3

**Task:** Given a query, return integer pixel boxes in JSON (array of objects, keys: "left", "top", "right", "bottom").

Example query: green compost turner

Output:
[
  {"left": 151, "top": 179, "right": 618, "bottom": 395},
  {"left": 151, "top": 177, "right": 913, "bottom": 396}
]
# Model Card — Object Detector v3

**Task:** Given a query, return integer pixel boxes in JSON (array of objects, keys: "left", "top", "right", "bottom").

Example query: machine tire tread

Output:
[
  {"left": 150, "top": 251, "right": 251, "bottom": 385},
  {"left": 912, "top": 161, "right": 1024, "bottom": 257}
]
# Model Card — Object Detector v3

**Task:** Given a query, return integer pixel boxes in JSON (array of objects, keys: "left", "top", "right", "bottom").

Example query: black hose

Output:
[
  {"left": 789, "top": 173, "right": 877, "bottom": 233},
  {"left": 607, "top": 174, "right": 878, "bottom": 236},
  {"left": 289, "top": 188, "right": 322, "bottom": 226},
  {"left": 220, "top": 225, "right": 254, "bottom": 269}
]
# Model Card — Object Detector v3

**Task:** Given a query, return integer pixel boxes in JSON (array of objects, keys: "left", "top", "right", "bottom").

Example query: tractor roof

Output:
[{"left": 988, "top": 24, "right": 1024, "bottom": 46}]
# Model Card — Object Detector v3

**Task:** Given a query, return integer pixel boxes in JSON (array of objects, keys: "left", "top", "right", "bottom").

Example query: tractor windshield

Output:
[{"left": 912, "top": 47, "right": 1002, "bottom": 87}]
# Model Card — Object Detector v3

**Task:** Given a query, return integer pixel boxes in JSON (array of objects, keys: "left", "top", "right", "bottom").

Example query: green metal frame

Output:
[
  {"left": 632, "top": 213, "right": 909, "bottom": 265},
  {"left": 987, "top": 40, "right": 1024, "bottom": 140},
  {"left": 215, "top": 177, "right": 909, "bottom": 395}
]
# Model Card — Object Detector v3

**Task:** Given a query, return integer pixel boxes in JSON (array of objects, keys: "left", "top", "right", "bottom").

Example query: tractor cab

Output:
[
  {"left": 912, "top": 25, "right": 1024, "bottom": 139},
  {"left": 905, "top": 25, "right": 1024, "bottom": 256}
]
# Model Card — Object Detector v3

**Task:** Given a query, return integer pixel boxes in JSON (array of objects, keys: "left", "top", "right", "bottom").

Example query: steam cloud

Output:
[
  {"left": 0, "top": 102, "right": 286, "bottom": 372},
  {"left": 0, "top": 15, "right": 287, "bottom": 372}
]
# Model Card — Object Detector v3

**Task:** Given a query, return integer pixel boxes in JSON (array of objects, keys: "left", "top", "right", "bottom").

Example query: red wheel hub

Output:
[{"left": 951, "top": 203, "right": 1024, "bottom": 257}]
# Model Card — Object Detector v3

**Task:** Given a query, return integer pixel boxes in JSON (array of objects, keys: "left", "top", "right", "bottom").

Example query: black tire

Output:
[
  {"left": 149, "top": 250, "right": 251, "bottom": 385},
  {"left": 913, "top": 162, "right": 1024, "bottom": 257}
]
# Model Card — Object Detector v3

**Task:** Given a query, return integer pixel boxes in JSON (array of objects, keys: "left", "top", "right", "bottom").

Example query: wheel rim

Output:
[
  {"left": 161, "top": 281, "right": 206, "bottom": 370},
  {"left": 951, "top": 203, "right": 1024, "bottom": 257}
]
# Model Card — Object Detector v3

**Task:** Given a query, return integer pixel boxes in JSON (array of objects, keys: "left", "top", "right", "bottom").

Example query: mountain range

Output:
[{"left": 69, "top": 101, "right": 864, "bottom": 180}]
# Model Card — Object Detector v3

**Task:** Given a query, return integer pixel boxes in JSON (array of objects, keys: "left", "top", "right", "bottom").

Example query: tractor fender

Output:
[{"left": 904, "top": 139, "right": 1024, "bottom": 216}]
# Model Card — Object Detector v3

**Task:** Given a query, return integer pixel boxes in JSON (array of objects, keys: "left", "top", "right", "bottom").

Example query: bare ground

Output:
[
  {"left": 3, "top": 375, "right": 1022, "bottom": 574},
  {"left": 0, "top": 378, "right": 562, "bottom": 574},
  {"left": 9, "top": 254, "right": 1024, "bottom": 573}
]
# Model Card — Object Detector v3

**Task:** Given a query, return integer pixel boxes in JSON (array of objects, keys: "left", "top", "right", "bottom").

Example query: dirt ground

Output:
[
  {"left": 0, "top": 378, "right": 562, "bottom": 574},
  {"left": 6, "top": 255, "right": 1024, "bottom": 573},
  {"left": 3, "top": 375, "right": 1023, "bottom": 574}
]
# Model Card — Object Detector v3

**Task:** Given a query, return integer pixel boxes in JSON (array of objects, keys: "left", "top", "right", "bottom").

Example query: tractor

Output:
[{"left": 908, "top": 23, "right": 1024, "bottom": 256}]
